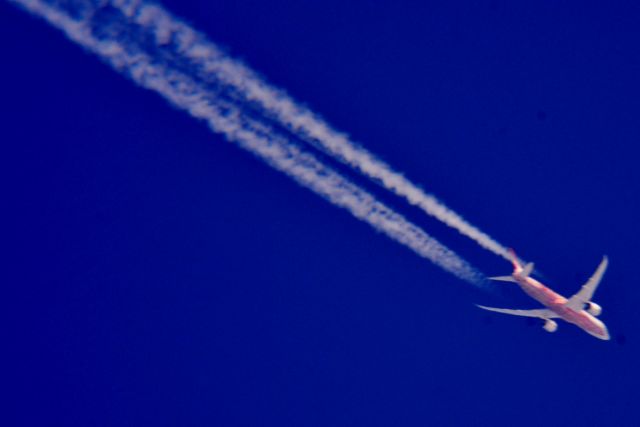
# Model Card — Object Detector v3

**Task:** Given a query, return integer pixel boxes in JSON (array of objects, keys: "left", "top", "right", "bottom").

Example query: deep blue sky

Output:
[{"left": 3, "top": 1, "right": 640, "bottom": 425}]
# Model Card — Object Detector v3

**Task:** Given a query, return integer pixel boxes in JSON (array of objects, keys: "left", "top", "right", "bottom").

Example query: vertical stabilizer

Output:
[{"left": 508, "top": 248, "right": 521, "bottom": 270}]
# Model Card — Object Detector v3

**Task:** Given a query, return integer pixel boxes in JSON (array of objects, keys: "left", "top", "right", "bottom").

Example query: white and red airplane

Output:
[{"left": 478, "top": 250, "right": 610, "bottom": 340}]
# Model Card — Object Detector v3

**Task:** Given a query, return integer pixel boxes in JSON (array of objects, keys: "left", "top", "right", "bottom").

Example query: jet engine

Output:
[
  {"left": 543, "top": 319, "right": 558, "bottom": 333},
  {"left": 585, "top": 302, "right": 602, "bottom": 316}
]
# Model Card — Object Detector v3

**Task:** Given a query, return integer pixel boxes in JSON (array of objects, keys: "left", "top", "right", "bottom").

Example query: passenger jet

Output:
[{"left": 478, "top": 250, "right": 610, "bottom": 340}]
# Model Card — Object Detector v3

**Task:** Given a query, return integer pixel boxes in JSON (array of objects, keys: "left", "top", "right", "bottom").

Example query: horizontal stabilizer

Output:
[
  {"left": 489, "top": 275, "right": 517, "bottom": 283},
  {"left": 521, "top": 262, "right": 535, "bottom": 277}
]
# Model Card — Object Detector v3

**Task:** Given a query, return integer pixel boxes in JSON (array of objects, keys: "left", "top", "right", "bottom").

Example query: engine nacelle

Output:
[
  {"left": 543, "top": 319, "right": 558, "bottom": 333},
  {"left": 586, "top": 302, "right": 602, "bottom": 316}
]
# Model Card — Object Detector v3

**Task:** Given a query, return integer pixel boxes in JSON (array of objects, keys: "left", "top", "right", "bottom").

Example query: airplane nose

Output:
[
  {"left": 591, "top": 317, "right": 610, "bottom": 340},
  {"left": 599, "top": 325, "right": 610, "bottom": 340}
]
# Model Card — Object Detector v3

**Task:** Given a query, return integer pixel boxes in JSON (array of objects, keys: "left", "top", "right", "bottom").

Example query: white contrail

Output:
[
  {"left": 10, "top": 0, "right": 486, "bottom": 285},
  {"left": 106, "top": 0, "right": 514, "bottom": 262}
]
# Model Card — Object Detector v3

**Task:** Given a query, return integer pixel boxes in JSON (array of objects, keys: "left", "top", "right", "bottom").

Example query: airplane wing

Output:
[
  {"left": 476, "top": 305, "right": 558, "bottom": 319},
  {"left": 565, "top": 256, "right": 609, "bottom": 311}
]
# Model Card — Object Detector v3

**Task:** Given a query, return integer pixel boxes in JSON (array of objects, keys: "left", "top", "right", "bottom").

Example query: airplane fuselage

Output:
[{"left": 514, "top": 274, "right": 609, "bottom": 340}]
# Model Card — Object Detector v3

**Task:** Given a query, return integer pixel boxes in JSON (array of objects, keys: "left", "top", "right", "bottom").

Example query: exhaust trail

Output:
[
  {"left": 106, "top": 0, "right": 515, "bottom": 262},
  {"left": 10, "top": 0, "right": 486, "bottom": 286}
]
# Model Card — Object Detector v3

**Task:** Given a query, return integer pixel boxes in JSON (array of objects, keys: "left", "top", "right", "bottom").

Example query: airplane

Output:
[{"left": 477, "top": 250, "right": 610, "bottom": 340}]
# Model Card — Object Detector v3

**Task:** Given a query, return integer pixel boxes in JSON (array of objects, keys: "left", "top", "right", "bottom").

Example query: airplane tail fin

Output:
[
  {"left": 508, "top": 248, "right": 521, "bottom": 270},
  {"left": 490, "top": 249, "right": 534, "bottom": 283}
]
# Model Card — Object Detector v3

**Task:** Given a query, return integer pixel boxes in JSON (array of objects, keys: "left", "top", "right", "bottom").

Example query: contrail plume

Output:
[
  {"left": 106, "top": 0, "right": 514, "bottom": 262},
  {"left": 10, "top": 0, "right": 486, "bottom": 285}
]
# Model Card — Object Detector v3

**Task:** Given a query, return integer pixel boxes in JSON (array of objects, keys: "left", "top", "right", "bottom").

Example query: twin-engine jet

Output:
[{"left": 478, "top": 250, "right": 610, "bottom": 340}]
